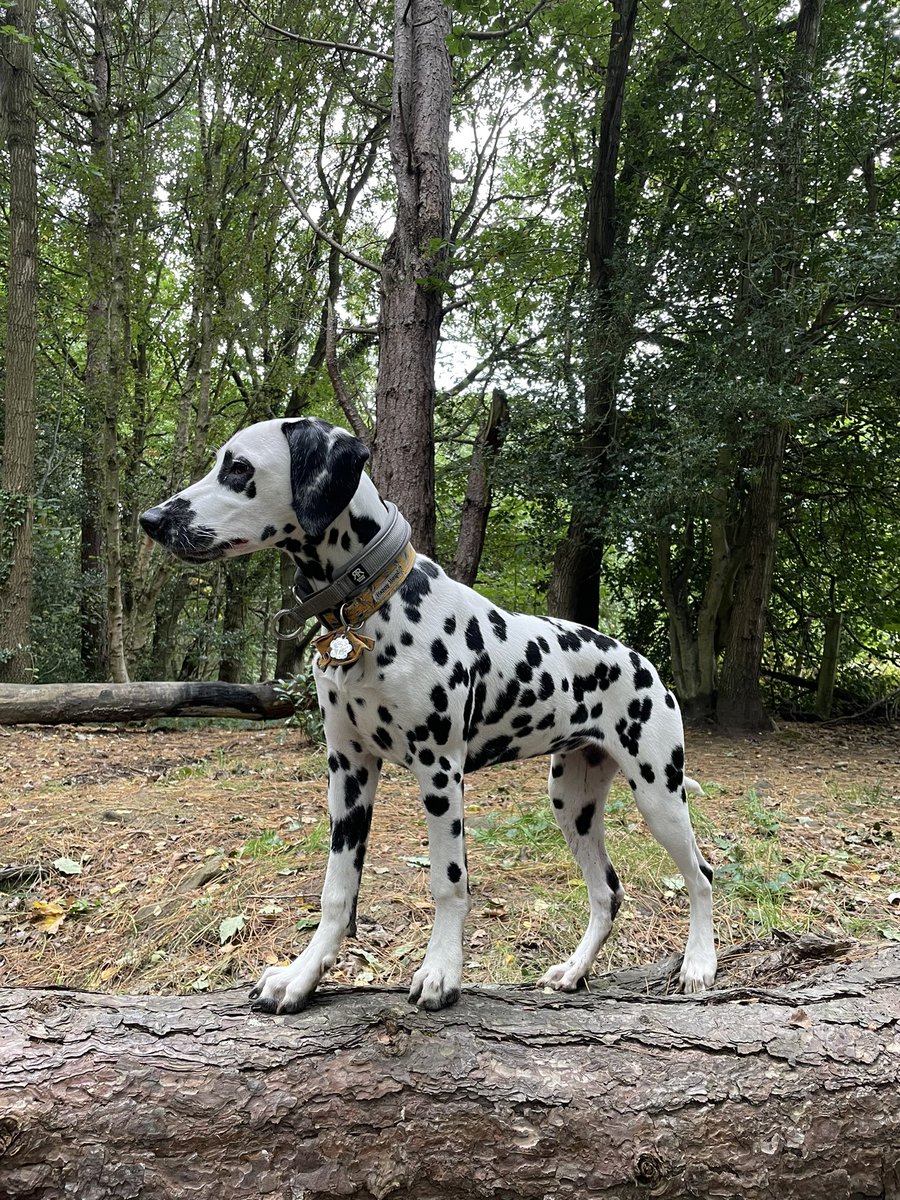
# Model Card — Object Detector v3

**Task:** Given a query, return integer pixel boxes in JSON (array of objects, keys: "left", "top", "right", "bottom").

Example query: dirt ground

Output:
[{"left": 0, "top": 720, "right": 898, "bottom": 996}]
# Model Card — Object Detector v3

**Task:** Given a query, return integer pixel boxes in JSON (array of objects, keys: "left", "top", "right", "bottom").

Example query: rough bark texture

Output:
[
  {"left": 716, "top": 428, "right": 786, "bottom": 734},
  {"left": 373, "top": 0, "right": 452, "bottom": 557},
  {"left": 658, "top": 450, "right": 734, "bottom": 725},
  {"left": 0, "top": 0, "right": 39, "bottom": 684},
  {"left": 0, "top": 681, "right": 294, "bottom": 725},
  {"left": 0, "top": 939, "right": 897, "bottom": 1200},
  {"left": 218, "top": 559, "right": 250, "bottom": 683},
  {"left": 83, "top": 0, "right": 130, "bottom": 684}
]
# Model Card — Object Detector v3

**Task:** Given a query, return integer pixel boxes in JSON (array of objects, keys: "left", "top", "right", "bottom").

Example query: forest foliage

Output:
[{"left": 0, "top": 0, "right": 898, "bottom": 729}]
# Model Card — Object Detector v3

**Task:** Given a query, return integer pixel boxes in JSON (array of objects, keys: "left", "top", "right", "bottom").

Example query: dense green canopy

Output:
[{"left": 1, "top": 0, "right": 897, "bottom": 728}]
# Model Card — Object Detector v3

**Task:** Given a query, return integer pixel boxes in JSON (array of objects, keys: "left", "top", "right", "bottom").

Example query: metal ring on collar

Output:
[
  {"left": 338, "top": 602, "right": 364, "bottom": 631},
  {"left": 273, "top": 606, "right": 307, "bottom": 640}
]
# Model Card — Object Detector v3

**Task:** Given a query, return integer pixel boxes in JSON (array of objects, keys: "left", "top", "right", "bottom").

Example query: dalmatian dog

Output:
[{"left": 141, "top": 416, "right": 717, "bottom": 1013}]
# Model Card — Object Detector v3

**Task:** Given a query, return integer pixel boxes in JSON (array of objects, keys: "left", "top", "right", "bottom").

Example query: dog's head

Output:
[{"left": 140, "top": 417, "right": 370, "bottom": 562}]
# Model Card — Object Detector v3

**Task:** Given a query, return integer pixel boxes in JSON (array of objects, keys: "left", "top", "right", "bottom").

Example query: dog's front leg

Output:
[
  {"left": 250, "top": 745, "right": 380, "bottom": 1014},
  {"left": 408, "top": 759, "right": 469, "bottom": 1010}
]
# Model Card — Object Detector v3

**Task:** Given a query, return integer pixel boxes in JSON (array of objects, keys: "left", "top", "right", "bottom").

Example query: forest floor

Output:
[{"left": 0, "top": 721, "right": 898, "bottom": 997}]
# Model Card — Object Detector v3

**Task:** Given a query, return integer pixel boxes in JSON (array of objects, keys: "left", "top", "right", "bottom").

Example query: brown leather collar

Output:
[{"left": 314, "top": 542, "right": 417, "bottom": 668}]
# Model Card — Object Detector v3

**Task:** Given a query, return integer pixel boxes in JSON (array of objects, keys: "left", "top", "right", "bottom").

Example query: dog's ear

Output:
[{"left": 281, "top": 420, "right": 370, "bottom": 538}]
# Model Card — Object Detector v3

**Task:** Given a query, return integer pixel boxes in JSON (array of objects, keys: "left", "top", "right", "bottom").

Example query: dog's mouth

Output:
[
  {"left": 140, "top": 503, "right": 249, "bottom": 562},
  {"left": 172, "top": 537, "right": 249, "bottom": 564}
]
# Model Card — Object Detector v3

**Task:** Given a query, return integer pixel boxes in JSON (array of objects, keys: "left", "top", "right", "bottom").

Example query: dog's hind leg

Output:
[
  {"left": 540, "top": 746, "right": 626, "bottom": 992},
  {"left": 250, "top": 745, "right": 380, "bottom": 1013},
  {"left": 629, "top": 770, "right": 717, "bottom": 993},
  {"left": 407, "top": 756, "right": 469, "bottom": 1010}
]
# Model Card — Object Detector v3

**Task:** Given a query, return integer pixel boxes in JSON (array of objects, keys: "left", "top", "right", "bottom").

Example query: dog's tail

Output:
[{"left": 683, "top": 775, "right": 705, "bottom": 797}]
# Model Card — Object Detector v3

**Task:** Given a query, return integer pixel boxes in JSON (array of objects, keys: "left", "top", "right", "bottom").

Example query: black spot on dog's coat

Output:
[{"left": 488, "top": 610, "right": 508, "bottom": 641}]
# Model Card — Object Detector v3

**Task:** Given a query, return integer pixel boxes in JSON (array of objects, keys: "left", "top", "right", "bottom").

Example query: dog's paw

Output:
[
  {"left": 249, "top": 959, "right": 325, "bottom": 1015},
  {"left": 679, "top": 950, "right": 717, "bottom": 994},
  {"left": 408, "top": 961, "right": 461, "bottom": 1011},
  {"left": 538, "top": 960, "right": 589, "bottom": 993}
]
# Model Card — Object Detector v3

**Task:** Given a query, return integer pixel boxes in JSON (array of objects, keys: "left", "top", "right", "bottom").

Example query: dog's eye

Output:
[{"left": 230, "top": 458, "right": 252, "bottom": 476}]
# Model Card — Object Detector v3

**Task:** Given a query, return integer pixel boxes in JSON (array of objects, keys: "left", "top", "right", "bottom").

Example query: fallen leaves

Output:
[
  {"left": 52, "top": 857, "right": 82, "bottom": 876},
  {"left": 219, "top": 914, "right": 246, "bottom": 944},
  {"left": 30, "top": 900, "right": 66, "bottom": 934},
  {"left": 0, "top": 722, "right": 898, "bottom": 998}
]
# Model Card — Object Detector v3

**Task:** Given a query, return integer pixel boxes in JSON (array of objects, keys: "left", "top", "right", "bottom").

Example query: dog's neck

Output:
[{"left": 285, "top": 474, "right": 393, "bottom": 587}]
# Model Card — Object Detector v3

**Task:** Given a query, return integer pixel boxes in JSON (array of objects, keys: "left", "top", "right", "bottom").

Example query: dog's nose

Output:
[{"left": 139, "top": 507, "right": 165, "bottom": 537}]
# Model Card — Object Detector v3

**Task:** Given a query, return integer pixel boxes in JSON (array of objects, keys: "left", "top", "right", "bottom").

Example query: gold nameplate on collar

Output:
[{"left": 314, "top": 627, "right": 375, "bottom": 670}]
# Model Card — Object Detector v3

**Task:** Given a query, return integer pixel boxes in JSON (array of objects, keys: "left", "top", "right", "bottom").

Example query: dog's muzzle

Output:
[
  {"left": 139, "top": 498, "right": 242, "bottom": 562},
  {"left": 138, "top": 506, "right": 169, "bottom": 539}
]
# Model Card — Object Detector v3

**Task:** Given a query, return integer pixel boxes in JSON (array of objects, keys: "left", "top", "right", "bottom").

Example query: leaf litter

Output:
[{"left": 0, "top": 721, "right": 897, "bottom": 995}]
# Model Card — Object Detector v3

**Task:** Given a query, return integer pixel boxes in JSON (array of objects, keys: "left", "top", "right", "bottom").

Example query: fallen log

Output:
[
  {"left": 0, "top": 936, "right": 898, "bottom": 1200},
  {"left": 0, "top": 681, "right": 294, "bottom": 725}
]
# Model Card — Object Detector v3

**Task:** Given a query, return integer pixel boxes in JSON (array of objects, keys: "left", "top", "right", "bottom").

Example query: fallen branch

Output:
[
  {"left": 0, "top": 936, "right": 897, "bottom": 1198},
  {"left": 0, "top": 681, "right": 294, "bottom": 726}
]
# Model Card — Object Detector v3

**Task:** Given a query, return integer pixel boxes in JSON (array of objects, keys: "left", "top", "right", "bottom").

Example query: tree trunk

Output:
[
  {"left": 715, "top": 0, "right": 823, "bottom": 733},
  {"left": 447, "top": 388, "right": 509, "bottom": 586},
  {"left": 815, "top": 611, "right": 843, "bottom": 719},
  {"left": 0, "top": 681, "right": 294, "bottom": 724},
  {"left": 373, "top": 0, "right": 452, "bottom": 557},
  {"left": 218, "top": 559, "right": 249, "bottom": 683},
  {"left": 80, "top": 429, "right": 108, "bottom": 680},
  {"left": 716, "top": 426, "right": 787, "bottom": 732},
  {"left": 0, "top": 0, "right": 38, "bottom": 684},
  {"left": 658, "top": 457, "right": 733, "bottom": 725},
  {"left": 83, "top": 0, "right": 129, "bottom": 684},
  {"left": 547, "top": 0, "right": 638, "bottom": 626},
  {"left": 0, "top": 938, "right": 896, "bottom": 1200},
  {"left": 271, "top": 556, "right": 303, "bottom": 680},
  {"left": 547, "top": 515, "right": 603, "bottom": 625}
]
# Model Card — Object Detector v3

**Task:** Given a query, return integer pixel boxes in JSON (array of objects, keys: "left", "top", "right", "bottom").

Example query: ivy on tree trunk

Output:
[{"left": 0, "top": 0, "right": 38, "bottom": 684}]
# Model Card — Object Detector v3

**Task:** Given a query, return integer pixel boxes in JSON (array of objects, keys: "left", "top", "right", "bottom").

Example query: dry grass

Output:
[{"left": 1, "top": 721, "right": 898, "bottom": 996}]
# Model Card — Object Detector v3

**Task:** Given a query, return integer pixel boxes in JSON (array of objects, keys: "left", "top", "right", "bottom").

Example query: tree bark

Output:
[
  {"left": 447, "top": 388, "right": 509, "bottom": 586},
  {"left": 715, "top": 0, "right": 823, "bottom": 733},
  {"left": 0, "top": 0, "right": 38, "bottom": 684},
  {"left": 0, "top": 681, "right": 294, "bottom": 725},
  {"left": 0, "top": 938, "right": 897, "bottom": 1199},
  {"left": 547, "top": 0, "right": 638, "bottom": 626},
  {"left": 373, "top": 0, "right": 452, "bottom": 557},
  {"left": 80, "top": 427, "right": 108, "bottom": 680},
  {"left": 218, "top": 559, "right": 250, "bottom": 683},
  {"left": 83, "top": 0, "right": 129, "bottom": 684},
  {"left": 815, "top": 611, "right": 844, "bottom": 719}
]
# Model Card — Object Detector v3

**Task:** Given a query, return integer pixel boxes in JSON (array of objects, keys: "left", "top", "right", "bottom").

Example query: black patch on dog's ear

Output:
[{"left": 281, "top": 420, "right": 370, "bottom": 537}]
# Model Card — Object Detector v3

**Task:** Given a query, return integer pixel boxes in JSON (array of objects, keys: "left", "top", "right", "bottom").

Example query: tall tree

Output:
[
  {"left": 546, "top": 0, "right": 638, "bottom": 626},
  {"left": 0, "top": 0, "right": 38, "bottom": 683},
  {"left": 373, "top": 0, "right": 452, "bottom": 556},
  {"left": 714, "top": 0, "right": 825, "bottom": 731}
]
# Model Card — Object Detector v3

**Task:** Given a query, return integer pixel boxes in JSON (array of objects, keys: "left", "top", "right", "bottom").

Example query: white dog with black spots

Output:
[{"left": 141, "top": 416, "right": 717, "bottom": 1013}]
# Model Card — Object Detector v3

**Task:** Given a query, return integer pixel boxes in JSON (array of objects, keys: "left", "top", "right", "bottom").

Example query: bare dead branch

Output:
[{"left": 325, "top": 300, "right": 372, "bottom": 445}]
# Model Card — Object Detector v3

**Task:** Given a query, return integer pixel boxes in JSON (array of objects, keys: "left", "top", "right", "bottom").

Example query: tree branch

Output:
[
  {"left": 273, "top": 167, "right": 381, "bottom": 274},
  {"left": 456, "top": 0, "right": 555, "bottom": 42},
  {"left": 238, "top": 0, "right": 393, "bottom": 62},
  {"left": 325, "top": 301, "right": 372, "bottom": 445}
]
